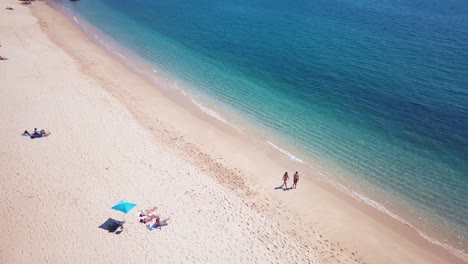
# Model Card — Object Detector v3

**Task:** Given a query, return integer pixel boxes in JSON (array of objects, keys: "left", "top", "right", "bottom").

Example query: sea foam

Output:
[
  {"left": 267, "top": 141, "right": 305, "bottom": 163},
  {"left": 192, "top": 99, "right": 230, "bottom": 125}
]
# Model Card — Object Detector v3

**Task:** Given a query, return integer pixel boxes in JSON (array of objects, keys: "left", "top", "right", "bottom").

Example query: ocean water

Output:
[{"left": 53, "top": 0, "right": 468, "bottom": 253}]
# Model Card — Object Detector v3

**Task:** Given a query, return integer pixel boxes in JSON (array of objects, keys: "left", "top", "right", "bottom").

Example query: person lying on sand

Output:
[
  {"left": 33, "top": 128, "right": 45, "bottom": 135},
  {"left": 33, "top": 128, "right": 49, "bottom": 135},
  {"left": 0, "top": 56, "right": 8, "bottom": 60},
  {"left": 140, "top": 214, "right": 159, "bottom": 224},
  {"left": 6, "top": 7, "right": 14, "bottom": 10},
  {"left": 152, "top": 217, "right": 171, "bottom": 230},
  {"left": 22, "top": 129, "right": 40, "bottom": 137},
  {"left": 22, "top": 128, "right": 50, "bottom": 139},
  {"left": 139, "top": 207, "right": 158, "bottom": 217},
  {"left": 31, "top": 128, "right": 42, "bottom": 137}
]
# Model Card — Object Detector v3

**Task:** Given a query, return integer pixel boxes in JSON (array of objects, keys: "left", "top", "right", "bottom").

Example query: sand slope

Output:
[
  {"left": 0, "top": 3, "right": 317, "bottom": 263},
  {"left": 1, "top": 1, "right": 467, "bottom": 264}
]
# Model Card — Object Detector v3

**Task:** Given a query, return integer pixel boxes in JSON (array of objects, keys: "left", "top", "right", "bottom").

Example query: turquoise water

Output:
[{"left": 54, "top": 0, "right": 467, "bottom": 251}]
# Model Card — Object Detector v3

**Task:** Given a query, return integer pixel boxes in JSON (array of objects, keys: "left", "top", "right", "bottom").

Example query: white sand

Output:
[
  {"left": 0, "top": 1, "right": 466, "bottom": 264},
  {"left": 0, "top": 3, "right": 316, "bottom": 263}
]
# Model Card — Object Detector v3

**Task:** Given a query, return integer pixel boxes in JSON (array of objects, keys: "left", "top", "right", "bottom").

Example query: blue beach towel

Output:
[{"left": 147, "top": 221, "right": 167, "bottom": 230}]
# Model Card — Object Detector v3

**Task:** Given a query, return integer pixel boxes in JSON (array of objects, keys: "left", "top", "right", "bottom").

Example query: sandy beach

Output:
[{"left": 0, "top": 1, "right": 466, "bottom": 263}]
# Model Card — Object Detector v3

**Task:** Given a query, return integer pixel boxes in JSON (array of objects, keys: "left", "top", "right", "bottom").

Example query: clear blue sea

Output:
[{"left": 52, "top": 0, "right": 468, "bottom": 253}]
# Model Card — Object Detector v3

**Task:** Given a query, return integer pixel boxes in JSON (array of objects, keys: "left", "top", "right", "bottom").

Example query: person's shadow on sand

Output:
[{"left": 274, "top": 186, "right": 292, "bottom": 191}]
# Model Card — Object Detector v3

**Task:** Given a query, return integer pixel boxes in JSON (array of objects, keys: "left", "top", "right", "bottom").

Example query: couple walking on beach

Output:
[{"left": 281, "top": 171, "right": 299, "bottom": 190}]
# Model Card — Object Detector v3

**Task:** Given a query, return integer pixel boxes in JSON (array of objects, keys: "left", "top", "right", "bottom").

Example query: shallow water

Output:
[{"left": 55, "top": 0, "right": 468, "bottom": 252}]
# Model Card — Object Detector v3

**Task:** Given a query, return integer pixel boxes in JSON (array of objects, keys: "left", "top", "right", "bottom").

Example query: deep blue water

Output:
[{"left": 55, "top": 0, "right": 468, "bottom": 250}]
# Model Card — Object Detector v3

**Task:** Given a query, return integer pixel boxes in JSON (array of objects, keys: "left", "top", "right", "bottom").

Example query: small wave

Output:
[
  {"left": 264, "top": 139, "right": 466, "bottom": 257},
  {"left": 173, "top": 83, "right": 188, "bottom": 96},
  {"left": 191, "top": 99, "right": 243, "bottom": 133},
  {"left": 313, "top": 174, "right": 467, "bottom": 257},
  {"left": 112, "top": 51, "right": 127, "bottom": 61},
  {"left": 350, "top": 191, "right": 467, "bottom": 258},
  {"left": 267, "top": 141, "right": 305, "bottom": 163},
  {"left": 180, "top": 89, "right": 188, "bottom": 96},
  {"left": 73, "top": 16, "right": 80, "bottom": 24},
  {"left": 174, "top": 84, "right": 240, "bottom": 131},
  {"left": 152, "top": 68, "right": 158, "bottom": 73},
  {"left": 93, "top": 35, "right": 106, "bottom": 46},
  {"left": 192, "top": 99, "right": 230, "bottom": 125},
  {"left": 351, "top": 191, "right": 409, "bottom": 224}
]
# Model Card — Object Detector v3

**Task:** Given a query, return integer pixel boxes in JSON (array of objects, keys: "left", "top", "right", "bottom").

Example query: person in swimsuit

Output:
[
  {"left": 292, "top": 171, "right": 300, "bottom": 189},
  {"left": 30, "top": 128, "right": 44, "bottom": 138},
  {"left": 154, "top": 217, "right": 171, "bottom": 229},
  {"left": 140, "top": 214, "right": 159, "bottom": 224},
  {"left": 139, "top": 207, "right": 158, "bottom": 217},
  {"left": 22, "top": 128, "right": 50, "bottom": 139},
  {"left": 281, "top": 171, "right": 289, "bottom": 189}
]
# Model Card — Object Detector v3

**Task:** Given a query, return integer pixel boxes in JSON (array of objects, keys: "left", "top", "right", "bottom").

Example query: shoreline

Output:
[
  {"left": 0, "top": 1, "right": 319, "bottom": 263},
  {"left": 0, "top": 0, "right": 465, "bottom": 263},
  {"left": 48, "top": 0, "right": 468, "bottom": 258},
  {"left": 51, "top": 1, "right": 468, "bottom": 253},
  {"left": 32, "top": 1, "right": 468, "bottom": 262},
  {"left": 44, "top": 1, "right": 468, "bottom": 261},
  {"left": 49, "top": 3, "right": 467, "bottom": 252}
]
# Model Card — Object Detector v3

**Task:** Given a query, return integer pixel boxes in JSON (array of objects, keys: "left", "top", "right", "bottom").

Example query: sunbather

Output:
[
  {"left": 0, "top": 56, "right": 8, "bottom": 60},
  {"left": 22, "top": 128, "right": 50, "bottom": 139},
  {"left": 139, "top": 207, "right": 157, "bottom": 217},
  {"left": 153, "top": 217, "right": 171, "bottom": 230},
  {"left": 140, "top": 214, "right": 159, "bottom": 224}
]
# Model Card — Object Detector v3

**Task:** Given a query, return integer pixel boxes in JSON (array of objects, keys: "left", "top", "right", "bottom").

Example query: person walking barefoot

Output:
[
  {"left": 292, "top": 171, "right": 300, "bottom": 189},
  {"left": 281, "top": 171, "right": 289, "bottom": 189}
]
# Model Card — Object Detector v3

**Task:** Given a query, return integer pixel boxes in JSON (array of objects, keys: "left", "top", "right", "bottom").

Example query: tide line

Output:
[{"left": 266, "top": 140, "right": 305, "bottom": 164}]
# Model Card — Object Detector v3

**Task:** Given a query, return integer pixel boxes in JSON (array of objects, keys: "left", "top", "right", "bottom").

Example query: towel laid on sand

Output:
[{"left": 147, "top": 221, "right": 167, "bottom": 230}]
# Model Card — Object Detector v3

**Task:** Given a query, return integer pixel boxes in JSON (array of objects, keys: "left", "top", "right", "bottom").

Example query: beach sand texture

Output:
[
  {"left": 0, "top": 2, "right": 319, "bottom": 263},
  {"left": 0, "top": 1, "right": 466, "bottom": 263}
]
